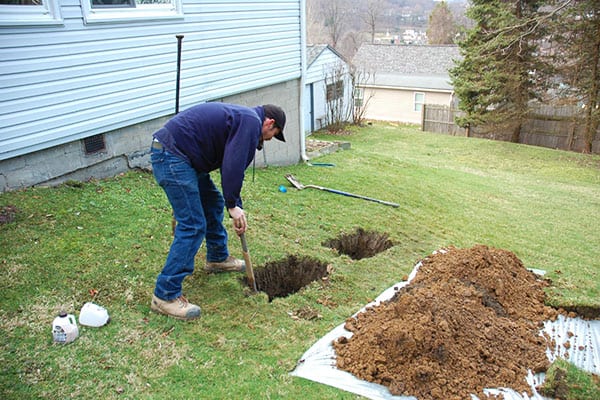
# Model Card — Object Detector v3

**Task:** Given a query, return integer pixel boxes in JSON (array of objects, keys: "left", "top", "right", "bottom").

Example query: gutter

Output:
[{"left": 299, "top": 0, "right": 309, "bottom": 162}]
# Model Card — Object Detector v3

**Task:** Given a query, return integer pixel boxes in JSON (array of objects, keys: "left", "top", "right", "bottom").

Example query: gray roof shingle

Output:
[{"left": 352, "top": 44, "right": 462, "bottom": 90}]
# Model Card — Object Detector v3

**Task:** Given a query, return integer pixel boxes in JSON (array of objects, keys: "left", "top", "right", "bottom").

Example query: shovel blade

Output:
[{"left": 285, "top": 174, "right": 305, "bottom": 190}]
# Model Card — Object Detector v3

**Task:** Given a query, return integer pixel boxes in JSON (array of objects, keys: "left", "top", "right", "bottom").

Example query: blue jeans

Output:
[{"left": 151, "top": 146, "right": 229, "bottom": 300}]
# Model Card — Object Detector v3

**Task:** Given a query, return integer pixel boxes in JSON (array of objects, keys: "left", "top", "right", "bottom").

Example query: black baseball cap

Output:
[{"left": 263, "top": 104, "right": 286, "bottom": 142}]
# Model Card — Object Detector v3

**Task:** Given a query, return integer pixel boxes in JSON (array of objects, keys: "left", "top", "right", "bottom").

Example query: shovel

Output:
[
  {"left": 285, "top": 174, "right": 400, "bottom": 208},
  {"left": 239, "top": 233, "right": 258, "bottom": 293}
]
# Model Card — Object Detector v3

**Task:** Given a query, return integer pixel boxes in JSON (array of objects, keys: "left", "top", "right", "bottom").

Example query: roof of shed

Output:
[{"left": 307, "top": 44, "right": 347, "bottom": 67}]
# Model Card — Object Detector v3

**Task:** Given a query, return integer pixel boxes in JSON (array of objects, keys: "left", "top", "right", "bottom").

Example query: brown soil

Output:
[
  {"left": 251, "top": 255, "right": 330, "bottom": 301},
  {"left": 333, "top": 245, "right": 560, "bottom": 400},
  {"left": 323, "top": 228, "right": 394, "bottom": 260},
  {"left": 0, "top": 205, "right": 18, "bottom": 225}
]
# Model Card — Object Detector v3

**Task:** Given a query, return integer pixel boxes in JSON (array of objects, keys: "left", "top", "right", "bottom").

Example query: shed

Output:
[{"left": 304, "top": 44, "right": 352, "bottom": 133}]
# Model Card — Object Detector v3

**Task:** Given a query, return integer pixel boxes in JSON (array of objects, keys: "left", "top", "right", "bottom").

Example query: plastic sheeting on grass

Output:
[{"left": 290, "top": 260, "right": 600, "bottom": 400}]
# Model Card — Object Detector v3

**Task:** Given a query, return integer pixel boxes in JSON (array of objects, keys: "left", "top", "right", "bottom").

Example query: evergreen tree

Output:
[
  {"left": 450, "top": 0, "right": 549, "bottom": 142},
  {"left": 550, "top": 0, "right": 600, "bottom": 153}
]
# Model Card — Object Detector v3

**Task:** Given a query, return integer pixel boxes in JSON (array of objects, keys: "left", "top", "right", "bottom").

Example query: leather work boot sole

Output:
[
  {"left": 204, "top": 256, "right": 246, "bottom": 273},
  {"left": 151, "top": 295, "right": 201, "bottom": 321}
]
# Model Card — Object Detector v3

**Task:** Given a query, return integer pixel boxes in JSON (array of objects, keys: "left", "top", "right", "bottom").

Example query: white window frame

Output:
[
  {"left": 354, "top": 87, "right": 364, "bottom": 108},
  {"left": 0, "top": 0, "right": 63, "bottom": 26},
  {"left": 81, "top": 0, "right": 183, "bottom": 24},
  {"left": 414, "top": 92, "right": 425, "bottom": 112}
]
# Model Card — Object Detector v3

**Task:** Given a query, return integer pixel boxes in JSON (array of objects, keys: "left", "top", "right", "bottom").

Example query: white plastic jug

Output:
[
  {"left": 79, "top": 302, "right": 110, "bottom": 327},
  {"left": 52, "top": 312, "right": 79, "bottom": 344}
]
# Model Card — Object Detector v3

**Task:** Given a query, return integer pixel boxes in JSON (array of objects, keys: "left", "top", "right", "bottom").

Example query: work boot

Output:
[
  {"left": 151, "top": 294, "right": 201, "bottom": 321},
  {"left": 204, "top": 256, "right": 246, "bottom": 273}
]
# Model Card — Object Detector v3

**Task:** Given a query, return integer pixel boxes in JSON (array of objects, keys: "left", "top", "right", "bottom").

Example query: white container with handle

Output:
[
  {"left": 52, "top": 312, "right": 79, "bottom": 344},
  {"left": 79, "top": 302, "right": 110, "bottom": 327}
]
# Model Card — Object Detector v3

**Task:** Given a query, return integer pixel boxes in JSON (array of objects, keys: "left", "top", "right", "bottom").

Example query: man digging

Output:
[{"left": 149, "top": 102, "right": 286, "bottom": 320}]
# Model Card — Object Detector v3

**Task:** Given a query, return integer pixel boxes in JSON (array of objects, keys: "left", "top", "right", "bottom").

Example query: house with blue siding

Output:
[
  {"left": 0, "top": 0, "right": 306, "bottom": 191},
  {"left": 304, "top": 44, "right": 351, "bottom": 133}
]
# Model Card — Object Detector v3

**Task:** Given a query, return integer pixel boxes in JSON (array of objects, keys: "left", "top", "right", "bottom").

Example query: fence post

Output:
[{"left": 567, "top": 121, "right": 575, "bottom": 151}]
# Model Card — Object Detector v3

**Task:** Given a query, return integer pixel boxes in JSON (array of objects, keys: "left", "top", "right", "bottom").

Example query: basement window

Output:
[{"left": 83, "top": 134, "right": 106, "bottom": 154}]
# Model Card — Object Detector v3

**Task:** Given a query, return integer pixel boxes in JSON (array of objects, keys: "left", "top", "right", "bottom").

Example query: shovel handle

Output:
[
  {"left": 308, "top": 185, "right": 400, "bottom": 208},
  {"left": 240, "top": 233, "right": 258, "bottom": 292}
]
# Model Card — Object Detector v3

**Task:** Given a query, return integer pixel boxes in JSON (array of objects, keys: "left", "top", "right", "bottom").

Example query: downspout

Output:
[{"left": 299, "top": 0, "right": 309, "bottom": 162}]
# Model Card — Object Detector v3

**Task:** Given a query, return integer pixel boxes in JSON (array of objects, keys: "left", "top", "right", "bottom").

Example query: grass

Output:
[
  {"left": 1, "top": 122, "right": 599, "bottom": 399},
  {"left": 540, "top": 359, "right": 600, "bottom": 400}
]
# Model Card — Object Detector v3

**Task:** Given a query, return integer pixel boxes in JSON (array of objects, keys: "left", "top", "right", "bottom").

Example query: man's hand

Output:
[{"left": 228, "top": 206, "right": 247, "bottom": 235}]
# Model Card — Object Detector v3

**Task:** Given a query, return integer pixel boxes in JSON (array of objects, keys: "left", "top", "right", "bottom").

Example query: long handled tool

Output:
[
  {"left": 172, "top": 34, "right": 184, "bottom": 235},
  {"left": 285, "top": 174, "right": 400, "bottom": 208},
  {"left": 175, "top": 34, "right": 184, "bottom": 114},
  {"left": 240, "top": 233, "right": 258, "bottom": 292}
]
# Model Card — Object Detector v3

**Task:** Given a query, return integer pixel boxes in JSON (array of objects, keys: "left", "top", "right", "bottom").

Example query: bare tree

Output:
[
  {"left": 350, "top": 66, "right": 376, "bottom": 126},
  {"left": 323, "top": 0, "right": 348, "bottom": 48},
  {"left": 427, "top": 1, "right": 458, "bottom": 45},
  {"left": 306, "top": 0, "right": 327, "bottom": 44},
  {"left": 323, "top": 62, "right": 352, "bottom": 132},
  {"left": 338, "top": 30, "right": 364, "bottom": 60},
  {"left": 361, "top": 0, "right": 387, "bottom": 44}
]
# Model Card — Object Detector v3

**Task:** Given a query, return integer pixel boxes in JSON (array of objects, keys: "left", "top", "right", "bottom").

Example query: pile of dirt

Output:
[{"left": 333, "top": 245, "right": 560, "bottom": 400}]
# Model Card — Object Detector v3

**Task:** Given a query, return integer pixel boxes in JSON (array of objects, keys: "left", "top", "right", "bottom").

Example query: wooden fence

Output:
[{"left": 422, "top": 104, "right": 600, "bottom": 154}]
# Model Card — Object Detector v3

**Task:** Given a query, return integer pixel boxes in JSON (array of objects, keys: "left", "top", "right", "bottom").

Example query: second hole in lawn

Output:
[{"left": 323, "top": 227, "right": 394, "bottom": 260}]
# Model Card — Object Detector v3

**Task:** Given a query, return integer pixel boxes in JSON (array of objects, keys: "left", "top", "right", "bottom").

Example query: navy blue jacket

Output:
[{"left": 153, "top": 103, "right": 264, "bottom": 209}]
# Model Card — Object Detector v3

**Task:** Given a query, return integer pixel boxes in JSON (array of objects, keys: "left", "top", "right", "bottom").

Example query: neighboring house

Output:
[
  {"left": 304, "top": 44, "right": 352, "bottom": 133},
  {"left": 352, "top": 44, "right": 461, "bottom": 124},
  {"left": 0, "top": 0, "right": 305, "bottom": 192}
]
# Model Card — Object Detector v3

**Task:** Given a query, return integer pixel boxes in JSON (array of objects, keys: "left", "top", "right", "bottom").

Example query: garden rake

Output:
[{"left": 284, "top": 174, "right": 399, "bottom": 208}]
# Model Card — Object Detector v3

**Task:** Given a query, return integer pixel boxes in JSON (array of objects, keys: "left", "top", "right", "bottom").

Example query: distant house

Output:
[
  {"left": 352, "top": 44, "right": 461, "bottom": 124},
  {"left": 304, "top": 44, "right": 352, "bottom": 133},
  {"left": 0, "top": 0, "right": 304, "bottom": 192}
]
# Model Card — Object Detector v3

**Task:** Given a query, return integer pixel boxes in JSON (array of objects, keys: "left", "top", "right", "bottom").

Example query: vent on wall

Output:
[{"left": 83, "top": 134, "right": 106, "bottom": 154}]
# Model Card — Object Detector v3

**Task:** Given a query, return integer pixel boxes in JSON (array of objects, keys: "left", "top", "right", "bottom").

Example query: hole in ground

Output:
[
  {"left": 561, "top": 305, "right": 600, "bottom": 319},
  {"left": 323, "top": 227, "right": 394, "bottom": 260},
  {"left": 0, "top": 205, "right": 18, "bottom": 225},
  {"left": 249, "top": 255, "right": 329, "bottom": 301}
]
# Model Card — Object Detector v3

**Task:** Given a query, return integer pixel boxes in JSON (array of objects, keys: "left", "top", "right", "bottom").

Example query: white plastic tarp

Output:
[{"left": 290, "top": 260, "right": 600, "bottom": 400}]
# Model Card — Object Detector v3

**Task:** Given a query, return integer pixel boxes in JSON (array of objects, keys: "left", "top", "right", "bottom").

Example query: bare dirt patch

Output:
[
  {"left": 333, "top": 245, "right": 561, "bottom": 400},
  {"left": 0, "top": 205, "right": 18, "bottom": 225},
  {"left": 323, "top": 228, "right": 394, "bottom": 260},
  {"left": 251, "top": 255, "right": 329, "bottom": 301}
]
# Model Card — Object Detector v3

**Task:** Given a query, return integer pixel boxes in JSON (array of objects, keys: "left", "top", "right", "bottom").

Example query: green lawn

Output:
[{"left": 1, "top": 122, "right": 599, "bottom": 399}]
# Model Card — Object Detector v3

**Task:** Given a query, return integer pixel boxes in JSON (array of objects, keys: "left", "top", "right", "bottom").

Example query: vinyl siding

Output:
[
  {"left": 363, "top": 87, "right": 453, "bottom": 124},
  {"left": 304, "top": 45, "right": 351, "bottom": 132},
  {"left": 305, "top": 46, "right": 344, "bottom": 84},
  {"left": 0, "top": 0, "right": 302, "bottom": 160}
]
